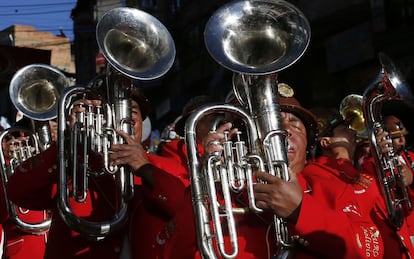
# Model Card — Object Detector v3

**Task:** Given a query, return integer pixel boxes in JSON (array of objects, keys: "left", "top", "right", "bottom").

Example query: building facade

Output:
[{"left": 0, "top": 24, "right": 75, "bottom": 75}]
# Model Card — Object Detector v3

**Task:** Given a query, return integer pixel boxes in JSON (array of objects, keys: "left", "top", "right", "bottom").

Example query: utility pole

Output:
[{"left": 71, "top": 0, "right": 98, "bottom": 85}]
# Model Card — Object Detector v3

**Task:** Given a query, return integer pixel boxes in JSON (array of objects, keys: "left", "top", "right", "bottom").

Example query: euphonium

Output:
[
  {"left": 185, "top": 0, "right": 310, "bottom": 258},
  {"left": 57, "top": 7, "right": 175, "bottom": 239},
  {"left": 0, "top": 64, "right": 69, "bottom": 234},
  {"left": 0, "top": 128, "right": 52, "bottom": 235},
  {"left": 362, "top": 52, "right": 414, "bottom": 229}
]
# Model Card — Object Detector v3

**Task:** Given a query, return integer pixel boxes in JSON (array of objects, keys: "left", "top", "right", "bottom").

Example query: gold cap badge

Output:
[{"left": 278, "top": 83, "right": 294, "bottom": 97}]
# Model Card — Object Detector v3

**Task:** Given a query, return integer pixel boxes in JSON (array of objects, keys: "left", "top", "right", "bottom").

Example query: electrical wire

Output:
[
  {"left": 0, "top": 10, "right": 72, "bottom": 16},
  {"left": 0, "top": 1, "right": 77, "bottom": 40},
  {"left": 0, "top": 2, "right": 74, "bottom": 8}
]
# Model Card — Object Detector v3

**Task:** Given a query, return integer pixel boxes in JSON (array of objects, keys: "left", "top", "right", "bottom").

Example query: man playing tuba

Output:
[
  {"left": 6, "top": 88, "right": 198, "bottom": 259},
  {"left": 0, "top": 119, "right": 52, "bottom": 259},
  {"left": 159, "top": 87, "right": 414, "bottom": 259}
]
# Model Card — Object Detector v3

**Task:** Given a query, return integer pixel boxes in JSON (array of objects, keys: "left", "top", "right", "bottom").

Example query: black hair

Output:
[{"left": 314, "top": 124, "right": 336, "bottom": 158}]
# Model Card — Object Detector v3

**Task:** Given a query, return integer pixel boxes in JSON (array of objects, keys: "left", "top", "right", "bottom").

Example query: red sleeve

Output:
[
  {"left": 159, "top": 139, "right": 204, "bottom": 175},
  {"left": 160, "top": 140, "right": 187, "bottom": 162},
  {"left": 139, "top": 154, "right": 189, "bottom": 219},
  {"left": 6, "top": 142, "right": 58, "bottom": 210},
  {"left": 163, "top": 189, "right": 199, "bottom": 259},
  {"left": 147, "top": 153, "right": 191, "bottom": 187}
]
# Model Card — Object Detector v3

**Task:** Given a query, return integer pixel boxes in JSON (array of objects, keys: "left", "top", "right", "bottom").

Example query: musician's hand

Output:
[
  {"left": 376, "top": 129, "right": 392, "bottom": 154},
  {"left": 109, "top": 129, "right": 150, "bottom": 172},
  {"left": 202, "top": 122, "right": 238, "bottom": 156},
  {"left": 5, "top": 136, "right": 17, "bottom": 157},
  {"left": 253, "top": 170, "right": 303, "bottom": 220},
  {"left": 401, "top": 162, "right": 414, "bottom": 186},
  {"left": 5, "top": 134, "right": 30, "bottom": 158},
  {"left": 49, "top": 120, "right": 58, "bottom": 142}
]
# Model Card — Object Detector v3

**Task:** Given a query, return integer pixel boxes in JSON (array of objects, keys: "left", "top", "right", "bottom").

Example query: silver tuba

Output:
[
  {"left": 185, "top": 0, "right": 310, "bottom": 258},
  {"left": 57, "top": 7, "right": 175, "bottom": 239},
  {"left": 0, "top": 64, "right": 69, "bottom": 234},
  {"left": 362, "top": 52, "right": 414, "bottom": 229}
]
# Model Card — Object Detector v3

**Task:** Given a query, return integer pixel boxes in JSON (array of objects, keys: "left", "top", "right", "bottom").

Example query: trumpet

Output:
[
  {"left": 186, "top": 0, "right": 311, "bottom": 258},
  {"left": 362, "top": 52, "right": 414, "bottom": 229},
  {"left": 57, "top": 7, "right": 175, "bottom": 239},
  {"left": 0, "top": 64, "right": 69, "bottom": 234}
]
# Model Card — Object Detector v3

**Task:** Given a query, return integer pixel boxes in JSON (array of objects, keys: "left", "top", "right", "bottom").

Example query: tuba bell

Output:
[
  {"left": 185, "top": 0, "right": 310, "bottom": 258},
  {"left": 0, "top": 64, "right": 69, "bottom": 234},
  {"left": 10, "top": 64, "right": 69, "bottom": 149},
  {"left": 57, "top": 7, "right": 175, "bottom": 239},
  {"left": 362, "top": 52, "right": 414, "bottom": 229}
]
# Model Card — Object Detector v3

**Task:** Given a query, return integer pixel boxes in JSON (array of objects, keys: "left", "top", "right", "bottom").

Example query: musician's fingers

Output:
[{"left": 254, "top": 171, "right": 278, "bottom": 184}]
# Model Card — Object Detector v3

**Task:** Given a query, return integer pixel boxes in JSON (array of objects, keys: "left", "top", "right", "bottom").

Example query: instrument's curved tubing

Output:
[
  {"left": 57, "top": 85, "right": 128, "bottom": 238},
  {"left": 0, "top": 63, "right": 67, "bottom": 235},
  {"left": 57, "top": 7, "right": 176, "bottom": 238},
  {"left": 0, "top": 128, "right": 51, "bottom": 234},
  {"left": 362, "top": 52, "right": 414, "bottom": 229},
  {"left": 189, "top": 0, "right": 311, "bottom": 257},
  {"left": 186, "top": 104, "right": 259, "bottom": 259}
]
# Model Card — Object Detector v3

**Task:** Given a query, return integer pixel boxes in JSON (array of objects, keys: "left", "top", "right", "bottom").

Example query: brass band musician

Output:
[
  {"left": 382, "top": 115, "right": 414, "bottom": 245},
  {"left": 0, "top": 119, "right": 51, "bottom": 259},
  {"left": 159, "top": 87, "right": 414, "bottom": 258},
  {"left": 309, "top": 107, "right": 414, "bottom": 258}
]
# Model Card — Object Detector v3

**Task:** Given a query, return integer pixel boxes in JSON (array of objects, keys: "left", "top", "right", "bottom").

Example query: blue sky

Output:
[{"left": 0, "top": 0, "right": 77, "bottom": 42}]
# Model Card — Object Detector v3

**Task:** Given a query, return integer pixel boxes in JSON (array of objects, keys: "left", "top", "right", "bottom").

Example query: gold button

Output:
[
  {"left": 158, "top": 194, "right": 167, "bottom": 202},
  {"left": 48, "top": 168, "right": 53, "bottom": 173}
]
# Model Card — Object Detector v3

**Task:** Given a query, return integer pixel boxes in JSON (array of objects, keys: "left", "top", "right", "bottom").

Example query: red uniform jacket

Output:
[
  {"left": 6, "top": 142, "right": 127, "bottom": 259},
  {"left": 160, "top": 156, "right": 414, "bottom": 259},
  {"left": 7, "top": 141, "right": 193, "bottom": 259},
  {"left": 1, "top": 157, "right": 47, "bottom": 259},
  {"left": 130, "top": 139, "right": 216, "bottom": 259},
  {"left": 164, "top": 174, "right": 375, "bottom": 258},
  {"left": 168, "top": 191, "right": 274, "bottom": 259},
  {"left": 159, "top": 139, "right": 189, "bottom": 169},
  {"left": 159, "top": 138, "right": 204, "bottom": 183},
  {"left": 140, "top": 142, "right": 392, "bottom": 258},
  {"left": 129, "top": 151, "right": 192, "bottom": 259},
  {"left": 402, "top": 149, "right": 414, "bottom": 242},
  {"left": 303, "top": 156, "right": 414, "bottom": 258},
  {"left": 0, "top": 180, "right": 7, "bottom": 258},
  {"left": 361, "top": 149, "right": 414, "bottom": 247},
  {"left": 3, "top": 210, "right": 48, "bottom": 259}
]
